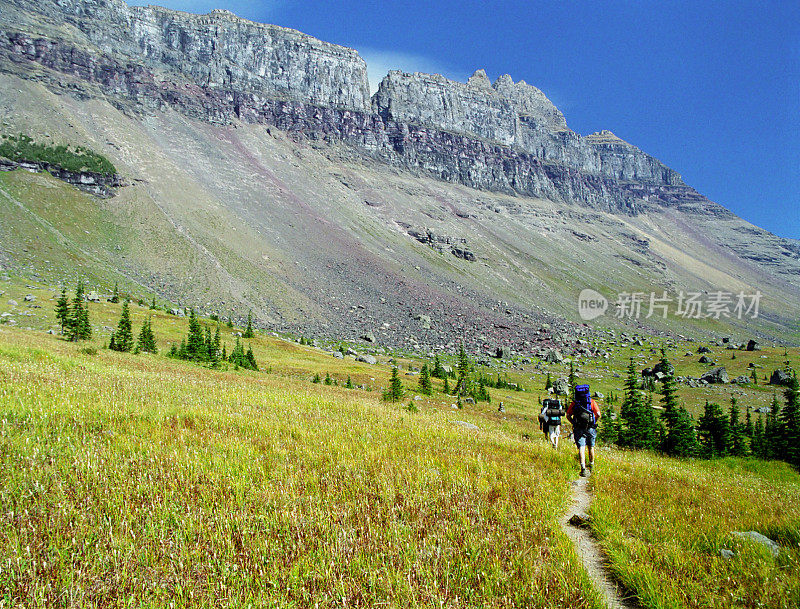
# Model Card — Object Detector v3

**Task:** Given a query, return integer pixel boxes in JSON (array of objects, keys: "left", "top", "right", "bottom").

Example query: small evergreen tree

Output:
[
  {"left": 419, "top": 363, "right": 433, "bottom": 395},
  {"left": 432, "top": 355, "right": 445, "bottom": 379},
  {"left": 545, "top": 372, "right": 553, "bottom": 391},
  {"left": 111, "top": 299, "right": 134, "bottom": 352},
  {"left": 456, "top": 343, "right": 470, "bottom": 395},
  {"left": 670, "top": 407, "right": 699, "bottom": 458},
  {"left": 345, "top": 376, "right": 353, "bottom": 389},
  {"left": 659, "top": 348, "right": 682, "bottom": 455},
  {"left": 766, "top": 392, "right": 782, "bottom": 459},
  {"left": 209, "top": 325, "right": 221, "bottom": 366},
  {"left": 312, "top": 373, "right": 321, "bottom": 383},
  {"left": 136, "top": 316, "right": 158, "bottom": 354},
  {"left": 150, "top": 295, "right": 157, "bottom": 310},
  {"left": 66, "top": 280, "right": 91, "bottom": 341},
  {"left": 324, "top": 372, "right": 333, "bottom": 386},
  {"left": 245, "top": 346, "right": 258, "bottom": 371},
  {"left": 243, "top": 311, "right": 255, "bottom": 338},
  {"left": 751, "top": 369, "right": 758, "bottom": 385},
  {"left": 697, "top": 400, "right": 728, "bottom": 458},
  {"left": 185, "top": 309, "right": 206, "bottom": 362},
  {"left": 753, "top": 415, "right": 766, "bottom": 459},
  {"left": 727, "top": 396, "right": 746, "bottom": 457},
  {"left": 384, "top": 366, "right": 404, "bottom": 402},
  {"left": 110, "top": 282, "right": 120, "bottom": 304},
  {"left": 443, "top": 376, "right": 450, "bottom": 394},
  {"left": 780, "top": 372, "right": 800, "bottom": 468},
  {"left": 55, "top": 285, "right": 70, "bottom": 335},
  {"left": 568, "top": 362, "right": 577, "bottom": 400},
  {"left": 598, "top": 405, "right": 619, "bottom": 445},
  {"left": 619, "top": 358, "right": 658, "bottom": 450}
]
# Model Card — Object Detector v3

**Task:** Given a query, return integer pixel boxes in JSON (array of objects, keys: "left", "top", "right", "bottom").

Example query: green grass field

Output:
[{"left": 0, "top": 282, "right": 798, "bottom": 607}]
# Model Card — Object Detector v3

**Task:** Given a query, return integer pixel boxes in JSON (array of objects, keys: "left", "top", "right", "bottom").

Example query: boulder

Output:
[
  {"left": 698, "top": 346, "right": 711, "bottom": 353},
  {"left": 356, "top": 354, "right": 377, "bottom": 365},
  {"left": 731, "top": 531, "right": 780, "bottom": 557},
  {"left": 332, "top": 351, "right": 343, "bottom": 359},
  {"left": 746, "top": 339, "right": 760, "bottom": 351},
  {"left": 699, "top": 355, "right": 712, "bottom": 364},
  {"left": 732, "top": 376, "right": 751, "bottom": 385},
  {"left": 361, "top": 332, "right": 376, "bottom": 343},
  {"left": 700, "top": 367, "right": 728, "bottom": 384},
  {"left": 543, "top": 349, "right": 563, "bottom": 363},
  {"left": 719, "top": 548, "right": 735, "bottom": 560},
  {"left": 454, "top": 420, "right": 478, "bottom": 430},
  {"left": 23, "top": 294, "right": 35, "bottom": 302},
  {"left": 568, "top": 513, "right": 592, "bottom": 528},
  {"left": 553, "top": 377, "right": 570, "bottom": 395},
  {"left": 769, "top": 369, "right": 792, "bottom": 387}
]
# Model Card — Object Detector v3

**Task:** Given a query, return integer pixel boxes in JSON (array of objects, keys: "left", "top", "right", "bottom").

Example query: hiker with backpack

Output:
[
  {"left": 567, "top": 384, "right": 601, "bottom": 477},
  {"left": 539, "top": 398, "right": 564, "bottom": 448}
]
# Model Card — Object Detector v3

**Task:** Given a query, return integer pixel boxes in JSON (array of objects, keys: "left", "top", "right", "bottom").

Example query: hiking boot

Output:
[{"left": 580, "top": 468, "right": 588, "bottom": 477}]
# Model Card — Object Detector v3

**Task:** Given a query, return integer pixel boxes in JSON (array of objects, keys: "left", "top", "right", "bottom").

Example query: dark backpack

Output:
[
  {"left": 542, "top": 398, "right": 564, "bottom": 425},
  {"left": 574, "top": 384, "right": 595, "bottom": 427}
]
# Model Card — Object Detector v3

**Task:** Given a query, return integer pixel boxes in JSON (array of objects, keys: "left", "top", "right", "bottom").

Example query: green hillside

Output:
[{"left": 0, "top": 292, "right": 797, "bottom": 607}]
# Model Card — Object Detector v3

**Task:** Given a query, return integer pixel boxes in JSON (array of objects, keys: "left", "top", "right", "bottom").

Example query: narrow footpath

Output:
[{"left": 561, "top": 476, "right": 640, "bottom": 609}]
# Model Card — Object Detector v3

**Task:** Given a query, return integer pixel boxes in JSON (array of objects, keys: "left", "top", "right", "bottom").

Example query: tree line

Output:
[{"left": 598, "top": 348, "right": 800, "bottom": 469}]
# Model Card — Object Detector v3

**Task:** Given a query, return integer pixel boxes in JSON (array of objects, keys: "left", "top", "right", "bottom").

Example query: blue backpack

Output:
[{"left": 574, "top": 384, "right": 595, "bottom": 427}]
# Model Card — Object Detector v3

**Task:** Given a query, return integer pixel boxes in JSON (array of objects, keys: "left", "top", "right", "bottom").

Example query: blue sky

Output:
[{"left": 129, "top": 1, "right": 800, "bottom": 239}]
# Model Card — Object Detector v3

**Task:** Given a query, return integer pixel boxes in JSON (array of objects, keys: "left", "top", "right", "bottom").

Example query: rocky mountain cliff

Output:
[
  {"left": 2, "top": 0, "right": 696, "bottom": 214},
  {"left": 0, "top": 0, "right": 798, "bottom": 348}
]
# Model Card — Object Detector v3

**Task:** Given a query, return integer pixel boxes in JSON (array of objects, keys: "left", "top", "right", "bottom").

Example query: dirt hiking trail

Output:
[{"left": 561, "top": 476, "right": 641, "bottom": 609}]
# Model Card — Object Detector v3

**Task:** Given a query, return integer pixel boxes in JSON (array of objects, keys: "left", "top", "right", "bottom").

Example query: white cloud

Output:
[{"left": 357, "top": 48, "right": 470, "bottom": 95}]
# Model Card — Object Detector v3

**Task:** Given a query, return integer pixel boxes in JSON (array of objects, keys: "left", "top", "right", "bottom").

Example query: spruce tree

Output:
[
  {"left": 568, "top": 362, "right": 577, "bottom": 400},
  {"left": 753, "top": 415, "right": 766, "bottom": 459},
  {"left": 432, "top": 355, "right": 445, "bottom": 379},
  {"left": 245, "top": 346, "right": 258, "bottom": 371},
  {"left": 185, "top": 309, "right": 206, "bottom": 361},
  {"left": 670, "top": 407, "right": 698, "bottom": 458},
  {"left": 419, "top": 363, "right": 433, "bottom": 395},
  {"left": 780, "top": 372, "right": 800, "bottom": 468},
  {"left": 110, "top": 282, "right": 119, "bottom": 304},
  {"left": 545, "top": 372, "right": 553, "bottom": 391},
  {"left": 150, "top": 295, "right": 157, "bottom": 310},
  {"left": 243, "top": 311, "right": 255, "bottom": 338},
  {"left": 55, "top": 285, "right": 70, "bottom": 335},
  {"left": 766, "top": 392, "right": 782, "bottom": 459},
  {"left": 384, "top": 366, "right": 404, "bottom": 402},
  {"left": 111, "top": 299, "right": 134, "bottom": 352},
  {"left": 659, "top": 348, "right": 682, "bottom": 455},
  {"left": 67, "top": 280, "right": 91, "bottom": 341},
  {"left": 135, "top": 317, "right": 158, "bottom": 354},
  {"left": 209, "top": 325, "right": 221, "bottom": 366},
  {"left": 620, "top": 358, "right": 659, "bottom": 449},
  {"left": 697, "top": 401, "right": 728, "bottom": 458},
  {"left": 727, "top": 396, "right": 746, "bottom": 456},
  {"left": 456, "top": 343, "right": 470, "bottom": 395},
  {"left": 598, "top": 405, "right": 619, "bottom": 445},
  {"left": 443, "top": 376, "right": 450, "bottom": 394}
]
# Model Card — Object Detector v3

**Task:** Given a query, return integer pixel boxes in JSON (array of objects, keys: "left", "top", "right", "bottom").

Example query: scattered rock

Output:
[
  {"left": 7, "top": 299, "right": 17, "bottom": 306},
  {"left": 732, "top": 376, "right": 751, "bottom": 385},
  {"left": 361, "top": 332, "right": 376, "bottom": 343},
  {"left": 700, "top": 367, "right": 728, "bottom": 384},
  {"left": 697, "top": 346, "right": 711, "bottom": 353},
  {"left": 719, "top": 548, "right": 735, "bottom": 560},
  {"left": 698, "top": 355, "right": 712, "bottom": 364},
  {"left": 569, "top": 513, "right": 592, "bottom": 528},
  {"left": 769, "top": 369, "right": 792, "bottom": 387},
  {"left": 23, "top": 294, "right": 35, "bottom": 302},
  {"left": 332, "top": 351, "right": 343, "bottom": 359},
  {"left": 463, "top": 397, "right": 475, "bottom": 405},
  {"left": 356, "top": 354, "right": 377, "bottom": 365},
  {"left": 454, "top": 420, "right": 478, "bottom": 430},
  {"left": 731, "top": 531, "right": 780, "bottom": 557},
  {"left": 746, "top": 340, "right": 760, "bottom": 351},
  {"left": 543, "top": 349, "right": 563, "bottom": 363}
]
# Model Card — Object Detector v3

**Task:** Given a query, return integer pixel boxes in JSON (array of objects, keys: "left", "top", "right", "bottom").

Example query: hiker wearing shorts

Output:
[
  {"left": 567, "top": 384, "right": 601, "bottom": 477},
  {"left": 539, "top": 398, "right": 564, "bottom": 449}
]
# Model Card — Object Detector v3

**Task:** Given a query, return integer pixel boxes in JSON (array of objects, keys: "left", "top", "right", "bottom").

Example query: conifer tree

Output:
[
  {"left": 345, "top": 376, "right": 353, "bottom": 389},
  {"left": 727, "top": 396, "right": 746, "bottom": 456},
  {"left": 221, "top": 343, "right": 227, "bottom": 362},
  {"left": 443, "top": 376, "right": 450, "bottom": 394},
  {"left": 108, "top": 332, "right": 116, "bottom": 351},
  {"left": 111, "top": 299, "right": 134, "bottom": 352},
  {"left": 659, "top": 348, "right": 682, "bottom": 455},
  {"left": 456, "top": 343, "right": 470, "bottom": 395},
  {"left": 209, "top": 325, "right": 221, "bottom": 366},
  {"left": 697, "top": 401, "right": 728, "bottom": 458},
  {"left": 766, "top": 392, "right": 782, "bottom": 459},
  {"left": 185, "top": 309, "right": 206, "bottom": 361},
  {"left": 753, "top": 415, "right": 766, "bottom": 459},
  {"left": 432, "top": 355, "right": 445, "bottom": 379},
  {"left": 136, "top": 316, "right": 158, "bottom": 354},
  {"left": 619, "top": 358, "right": 658, "bottom": 449},
  {"left": 568, "top": 361, "right": 577, "bottom": 400},
  {"left": 751, "top": 369, "right": 758, "bottom": 385},
  {"left": 670, "top": 407, "right": 698, "bottom": 458},
  {"left": 54, "top": 285, "right": 69, "bottom": 335},
  {"left": 780, "top": 372, "right": 800, "bottom": 468},
  {"left": 545, "top": 372, "right": 553, "bottom": 391},
  {"left": 384, "top": 366, "right": 404, "bottom": 402},
  {"left": 419, "top": 363, "right": 433, "bottom": 395},
  {"left": 150, "top": 295, "right": 157, "bottom": 310},
  {"left": 744, "top": 407, "right": 754, "bottom": 447},
  {"left": 243, "top": 311, "right": 255, "bottom": 338},
  {"left": 110, "top": 282, "right": 119, "bottom": 304},
  {"left": 67, "top": 280, "right": 91, "bottom": 341},
  {"left": 598, "top": 405, "right": 619, "bottom": 445}
]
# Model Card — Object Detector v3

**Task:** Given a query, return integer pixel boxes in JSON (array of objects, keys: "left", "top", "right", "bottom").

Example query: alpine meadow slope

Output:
[{"left": 0, "top": 0, "right": 798, "bottom": 351}]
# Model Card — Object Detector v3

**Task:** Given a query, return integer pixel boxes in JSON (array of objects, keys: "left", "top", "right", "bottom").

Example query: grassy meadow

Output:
[{"left": 0, "top": 280, "right": 798, "bottom": 607}]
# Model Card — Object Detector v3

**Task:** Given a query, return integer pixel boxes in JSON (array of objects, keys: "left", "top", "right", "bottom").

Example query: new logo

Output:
[{"left": 578, "top": 289, "right": 608, "bottom": 320}]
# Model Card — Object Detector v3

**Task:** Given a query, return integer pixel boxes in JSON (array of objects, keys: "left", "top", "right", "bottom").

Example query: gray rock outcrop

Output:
[{"left": 700, "top": 367, "right": 729, "bottom": 384}]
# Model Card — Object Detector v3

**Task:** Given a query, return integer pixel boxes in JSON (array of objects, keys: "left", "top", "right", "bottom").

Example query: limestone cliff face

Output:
[
  {"left": 2, "top": 0, "right": 371, "bottom": 110},
  {"left": 373, "top": 69, "right": 681, "bottom": 186},
  {"left": 0, "top": 0, "right": 691, "bottom": 212}
]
